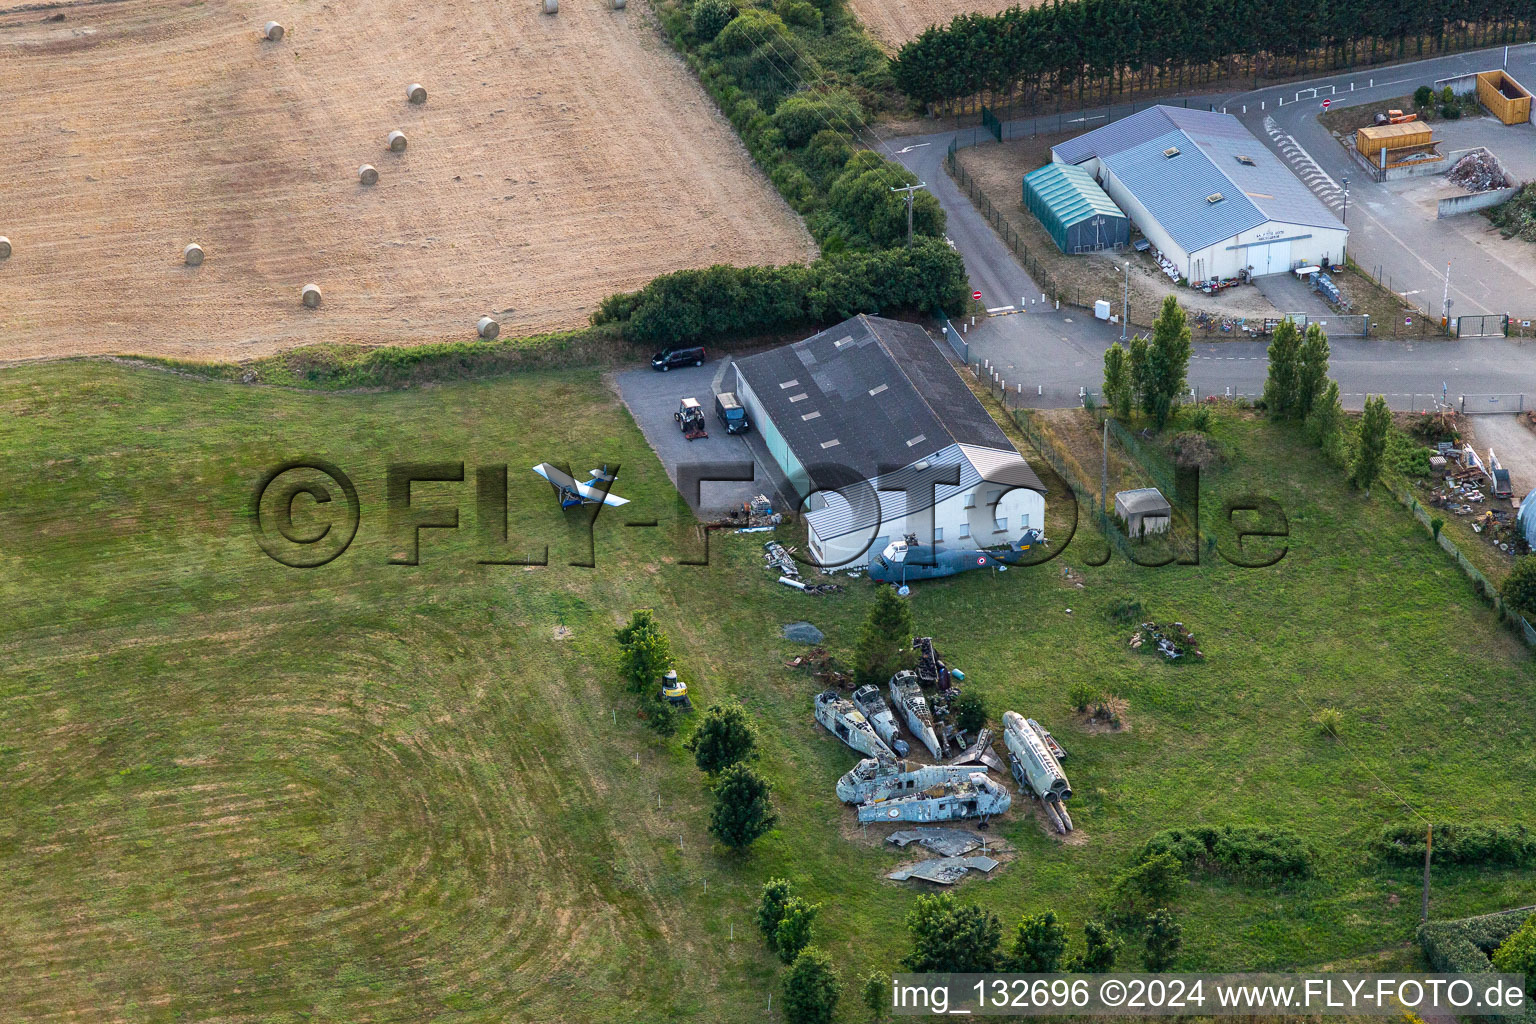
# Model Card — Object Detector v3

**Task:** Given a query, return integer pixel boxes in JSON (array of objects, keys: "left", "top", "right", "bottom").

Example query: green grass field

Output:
[{"left": 2, "top": 361, "right": 1534, "bottom": 1022}]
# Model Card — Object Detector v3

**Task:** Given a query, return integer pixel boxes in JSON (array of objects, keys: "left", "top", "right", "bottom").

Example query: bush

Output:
[
  {"left": 691, "top": 0, "right": 733, "bottom": 40},
  {"left": 1415, "top": 85, "right": 1435, "bottom": 107},
  {"left": 772, "top": 89, "right": 862, "bottom": 148},
  {"left": 1492, "top": 916, "right": 1536, "bottom": 999},
  {"left": 1440, "top": 104, "right": 1462, "bottom": 119},
  {"left": 1180, "top": 404, "right": 1214, "bottom": 433},
  {"left": 775, "top": 0, "right": 823, "bottom": 31},
  {"left": 950, "top": 689, "right": 988, "bottom": 735},
  {"left": 1106, "top": 852, "right": 1184, "bottom": 924},
  {"left": 1068, "top": 684, "right": 1099, "bottom": 713},
  {"left": 1377, "top": 823, "right": 1536, "bottom": 868},
  {"left": 1313, "top": 706, "right": 1343, "bottom": 738},
  {"left": 1419, "top": 908, "right": 1532, "bottom": 975},
  {"left": 1136, "top": 825, "right": 1316, "bottom": 880},
  {"left": 1106, "top": 596, "right": 1145, "bottom": 624},
  {"left": 1500, "top": 556, "right": 1536, "bottom": 620}
]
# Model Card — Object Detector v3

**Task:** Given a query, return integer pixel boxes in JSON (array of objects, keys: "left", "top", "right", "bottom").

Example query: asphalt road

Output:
[
  {"left": 1219, "top": 42, "right": 1536, "bottom": 318},
  {"left": 874, "top": 47, "right": 1536, "bottom": 410}
]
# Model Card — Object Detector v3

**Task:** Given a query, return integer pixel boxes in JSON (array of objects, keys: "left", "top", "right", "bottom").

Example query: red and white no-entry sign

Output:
[
  {"left": 972, "top": 290, "right": 983, "bottom": 301},
  {"left": 1322, "top": 98, "right": 1331, "bottom": 110}
]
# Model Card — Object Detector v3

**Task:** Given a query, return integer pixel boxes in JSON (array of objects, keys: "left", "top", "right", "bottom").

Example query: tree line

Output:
[{"left": 892, "top": 0, "right": 1536, "bottom": 108}]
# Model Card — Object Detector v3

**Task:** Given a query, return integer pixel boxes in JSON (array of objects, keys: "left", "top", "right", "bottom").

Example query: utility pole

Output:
[
  {"left": 1421, "top": 823, "right": 1434, "bottom": 923},
  {"left": 890, "top": 183, "right": 928, "bottom": 248},
  {"left": 1102, "top": 417, "right": 1110, "bottom": 514},
  {"left": 1442, "top": 262, "right": 1453, "bottom": 329}
]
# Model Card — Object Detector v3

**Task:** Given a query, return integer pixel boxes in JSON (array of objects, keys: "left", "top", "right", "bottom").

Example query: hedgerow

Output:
[
  {"left": 1135, "top": 826, "right": 1316, "bottom": 880},
  {"left": 1376, "top": 823, "right": 1536, "bottom": 868},
  {"left": 592, "top": 239, "right": 968, "bottom": 345}
]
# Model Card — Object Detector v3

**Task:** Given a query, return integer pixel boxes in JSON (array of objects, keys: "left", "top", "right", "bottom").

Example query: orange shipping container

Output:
[
  {"left": 1356, "top": 122, "right": 1433, "bottom": 156},
  {"left": 1477, "top": 69, "right": 1532, "bottom": 125}
]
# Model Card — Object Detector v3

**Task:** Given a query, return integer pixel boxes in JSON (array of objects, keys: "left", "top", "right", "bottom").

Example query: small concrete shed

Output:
[{"left": 1115, "top": 487, "right": 1172, "bottom": 536}]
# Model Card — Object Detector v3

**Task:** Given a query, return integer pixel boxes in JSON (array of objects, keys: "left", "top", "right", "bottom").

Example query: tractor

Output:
[{"left": 675, "top": 397, "right": 707, "bottom": 440}]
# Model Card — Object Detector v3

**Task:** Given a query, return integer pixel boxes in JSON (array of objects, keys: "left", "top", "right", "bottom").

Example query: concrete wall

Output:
[{"left": 1438, "top": 184, "right": 1521, "bottom": 218}]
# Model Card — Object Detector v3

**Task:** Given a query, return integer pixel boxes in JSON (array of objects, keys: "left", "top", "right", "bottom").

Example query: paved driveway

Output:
[
  {"left": 1466, "top": 414, "right": 1536, "bottom": 499},
  {"left": 1255, "top": 271, "right": 1334, "bottom": 318},
  {"left": 615, "top": 361, "right": 785, "bottom": 515}
]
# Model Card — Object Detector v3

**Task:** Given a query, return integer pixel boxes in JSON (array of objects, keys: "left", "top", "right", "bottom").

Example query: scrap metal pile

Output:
[
  {"left": 809, "top": 636, "right": 1080, "bottom": 860},
  {"left": 1448, "top": 149, "right": 1512, "bottom": 192},
  {"left": 1130, "top": 620, "right": 1204, "bottom": 661},
  {"left": 763, "top": 540, "right": 843, "bottom": 595},
  {"left": 716, "top": 494, "right": 784, "bottom": 530}
]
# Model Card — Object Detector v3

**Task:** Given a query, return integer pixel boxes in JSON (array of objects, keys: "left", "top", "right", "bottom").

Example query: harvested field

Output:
[
  {"left": 0, "top": 0, "right": 814, "bottom": 362},
  {"left": 850, "top": 0, "right": 1041, "bottom": 49}
]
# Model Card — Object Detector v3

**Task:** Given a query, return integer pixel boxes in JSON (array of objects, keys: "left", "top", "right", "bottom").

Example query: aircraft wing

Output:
[
  {"left": 574, "top": 479, "right": 629, "bottom": 507},
  {"left": 531, "top": 463, "right": 629, "bottom": 506}
]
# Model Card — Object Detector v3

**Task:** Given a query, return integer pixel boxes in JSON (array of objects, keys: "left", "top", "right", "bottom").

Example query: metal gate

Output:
[
  {"left": 1459, "top": 394, "right": 1526, "bottom": 414},
  {"left": 1453, "top": 314, "right": 1509, "bottom": 338}
]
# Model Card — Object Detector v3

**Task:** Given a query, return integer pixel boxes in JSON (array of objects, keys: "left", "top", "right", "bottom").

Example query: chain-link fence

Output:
[{"left": 1386, "top": 479, "right": 1536, "bottom": 649}]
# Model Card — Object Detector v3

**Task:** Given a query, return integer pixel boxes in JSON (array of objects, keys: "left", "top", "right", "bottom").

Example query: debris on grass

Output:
[{"left": 1130, "top": 620, "right": 1204, "bottom": 661}]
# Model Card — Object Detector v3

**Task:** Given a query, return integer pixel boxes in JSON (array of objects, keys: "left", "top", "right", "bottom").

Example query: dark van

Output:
[
  {"left": 650, "top": 346, "right": 705, "bottom": 371},
  {"left": 715, "top": 392, "right": 750, "bottom": 434}
]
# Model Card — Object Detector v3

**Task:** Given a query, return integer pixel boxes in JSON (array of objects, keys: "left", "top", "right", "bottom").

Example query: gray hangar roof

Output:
[
  {"left": 1051, "top": 105, "right": 1342, "bottom": 253},
  {"left": 733, "top": 315, "right": 1043, "bottom": 539}
]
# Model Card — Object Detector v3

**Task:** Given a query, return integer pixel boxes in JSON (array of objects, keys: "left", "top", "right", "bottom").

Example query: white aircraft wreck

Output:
[
  {"left": 851, "top": 684, "right": 909, "bottom": 757},
  {"left": 1002, "top": 711, "right": 1074, "bottom": 834},
  {"left": 889, "top": 670, "right": 943, "bottom": 758},
  {"left": 814, "top": 691, "right": 896, "bottom": 760},
  {"left": 851, "top": 762, "right": 1012, "bottom": 824}
]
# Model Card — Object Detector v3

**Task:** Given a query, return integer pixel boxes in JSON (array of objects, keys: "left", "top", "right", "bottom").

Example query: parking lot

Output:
[{"left": 615, "top": 360, "right": 788, "bottom": 515}]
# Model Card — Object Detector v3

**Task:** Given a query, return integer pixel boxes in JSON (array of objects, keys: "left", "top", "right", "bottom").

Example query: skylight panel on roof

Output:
[
  {"left": 788, "top": 393, "right": 808, "bottom": 403},
  {"left": 821, "top": 439, "right": 841, "bottom": 450},
  {"left": 868, "top": 383, "right": 889, "bottom": 397},
  {"left": 1163, "top": 146, "right": 1181, "bottom": 159},
  {"left": 906, "top": 434, "right": 927, "bottom": 447},
  {"left": 1235, "top": 154, "right": 1256, "bottom": 166},
  {"left": 833, "top": 335, "right": 854, "bottom": 348},
  {"left": 779, "top": 379, "right": 800, "bottom": 389},
  {"left": 1207, "top": 193, "right": 1225, "bottom": 204},
  {"left": 801, "top": 411, "right": 821, "bottom": 421}
]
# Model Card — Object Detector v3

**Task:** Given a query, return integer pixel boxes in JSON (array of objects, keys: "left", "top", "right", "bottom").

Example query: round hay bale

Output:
[
  {"left": 543, "top": 0, "right": 558, "bottom": 13},
  {"left": 183, "top": 243, "right": 205, "bottom": 266},
  {"left": 0, "top": 236, "right": 11, "bottom": 260},
  {"left": 477, "top": 316, "right": 501, "bottom": 340},
  {"left": 407, "top": 83, "right": 427, "bottom": 104},
  {"left": 358, "top": 164, "right": 379, "bottom": 186},
  {"left": 263, "top": 21, "right": 284, "bottom": 41},
  {"left": 613, "top": 0, "right": 626, "bottom": 9},
  {"left": 387, "top": 130, "right": 408, "bottom": 153},
  {"left": 301, "top": 283, "right": 322, "bottom": 308}
]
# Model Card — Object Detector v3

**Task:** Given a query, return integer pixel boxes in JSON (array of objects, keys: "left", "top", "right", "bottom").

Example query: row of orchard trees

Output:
[{"left": 892, "top": 0, "right": 1536, "bottom": 108}]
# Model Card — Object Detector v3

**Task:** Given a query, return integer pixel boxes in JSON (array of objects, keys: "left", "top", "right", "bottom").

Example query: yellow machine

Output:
[{"left": 661, "top": 670, "right": 692, "bottom": 708}]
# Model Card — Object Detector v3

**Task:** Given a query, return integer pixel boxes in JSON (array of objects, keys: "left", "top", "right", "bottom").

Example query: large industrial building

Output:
[
  {"left": 1051, "top": 105, "right": 1347, "bottom": 281},
  {"left": 732, "top": 315, "right": 1045, "bottom": 568}
]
